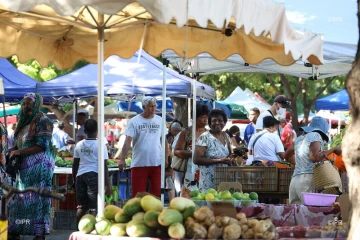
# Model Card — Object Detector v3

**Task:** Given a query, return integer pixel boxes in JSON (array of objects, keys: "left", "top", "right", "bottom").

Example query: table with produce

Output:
[
  {"left": 65, "top": 152, "right": 346, "bottom": 239},
  {"left": 53, "top": 150, "right": 130, "bottom": 209},
  {"left": 67, "top": 186, "right": 346, "bottom": 240}
]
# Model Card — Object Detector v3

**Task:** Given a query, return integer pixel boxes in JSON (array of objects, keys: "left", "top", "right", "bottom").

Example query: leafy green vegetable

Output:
[
  {"left": 330, "top": 125, "right": 348, "bottom": 148},
  {"left": 107, "top": 160, "right": 116, "bottom": 165}
]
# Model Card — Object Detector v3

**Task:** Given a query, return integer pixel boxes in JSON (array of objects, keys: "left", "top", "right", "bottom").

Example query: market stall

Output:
[{"left": 0, "top": 2, "right": 327, "bottom": 239}]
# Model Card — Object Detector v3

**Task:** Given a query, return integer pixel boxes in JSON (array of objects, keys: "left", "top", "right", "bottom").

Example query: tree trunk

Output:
[
  {"left": 290, "top": 101, "right": 299, "bottom": 132},
  {"left": 42, "top": 104, "right": 74, "bottom": 137},
  {"left": 171, "top": 97, "right": 188, "bottom": 126},
  {"left": 303, "top": 107, "right": 311, "bottom": 126},
  {"left": 341, "top": 2, "right": 360, "bottom": 238},
  {"left": 278, "top": 75, "right": 302, "bottom": 132}
]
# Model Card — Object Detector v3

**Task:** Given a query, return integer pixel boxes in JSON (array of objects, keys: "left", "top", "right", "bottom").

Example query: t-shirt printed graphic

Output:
[{"left": 74, "top": 139, "right": 108, "bottom": 177}]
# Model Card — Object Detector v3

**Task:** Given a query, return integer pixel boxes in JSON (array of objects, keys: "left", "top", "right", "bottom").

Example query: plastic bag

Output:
[{"left": 15, "top": 173, "right": 24, "bottom": 190}]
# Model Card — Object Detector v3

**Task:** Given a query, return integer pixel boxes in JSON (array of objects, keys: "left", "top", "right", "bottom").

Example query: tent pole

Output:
[
  {"left": 188, "top": 98, "right": 191, "bottom": 126},
  {"left": 161, "top": 59, "right": 168, "bottom": 204},
  {"left": 97, "top": 14, "right": 105, "bottom": 218},
  {"left": 0, "top": 78, "right": 6, "bottom": 129},
  {"left": 191, "top": 76, "right": 197, "bottom": 185},
  {"left": 72, "top": 98, "right": 76, "bottom": 140}
]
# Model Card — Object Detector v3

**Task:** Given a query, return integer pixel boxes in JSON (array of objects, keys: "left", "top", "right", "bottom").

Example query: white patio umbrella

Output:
[{"left": 0, "top": 0, "right": 324, "bottom": 218}]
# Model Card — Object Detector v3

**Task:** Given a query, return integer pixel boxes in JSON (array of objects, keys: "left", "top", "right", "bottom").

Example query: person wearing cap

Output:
[
  {"left": 255, "top": 95, "right": 292, "bottom": 136},
  {"left": 279, "top": 118, "right": 294, "bottom": 151},
  {"left": 52, "top": 121, "right": 70, "bottom": 150},
  {"left": 118, "top": 96, "right": 167, "bottom": 197},
  {"left": 284, "top": 116, "right": 330, "bottom": 204},
  {"left": 248, "top": 116, "right": 285, "bottom": 162}
]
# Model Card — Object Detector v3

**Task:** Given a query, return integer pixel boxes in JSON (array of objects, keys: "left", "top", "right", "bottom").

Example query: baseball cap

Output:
[
  {"left": 300, "top": 116, "right": 329, "bottom": 142},
  {"left": 274, "top": 95, "right": 292, "bottom": 109}
]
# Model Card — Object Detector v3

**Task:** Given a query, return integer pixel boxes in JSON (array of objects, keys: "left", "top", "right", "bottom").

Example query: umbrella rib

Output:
[
  {"left": 0, "top": 18, "right": 58, "bottom": 39},
  {"left": 19, "top": 10, "right": 95, "bottom": 29},
  {"left": 68, "top": 6, "right": 96, "bottom": 28},
  {"left": 106, "top": 10, "right": 147, "bottom": 28},
  {"left": 85, "top": 6, "right": 99, "bottom": 27}
]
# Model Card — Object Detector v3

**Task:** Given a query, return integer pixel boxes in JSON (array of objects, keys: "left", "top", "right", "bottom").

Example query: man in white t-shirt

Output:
[
  {"left": 249, "top": 116, "right": 285, "bottom": 162},
  {"left": 255, "top": 95, "right": 292, "bottom": 137},
  {"left": 72, "top": 119, "right": 111, "bottom": 225},
  {"left": 118, "top": 96, "right": 167, "bottom": 197}
]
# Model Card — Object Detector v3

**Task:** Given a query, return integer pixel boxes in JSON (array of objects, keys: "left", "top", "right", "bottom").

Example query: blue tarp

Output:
[
  {"left": 118, "top": 99, "right": 231, "bottom": 119},
  {"left": 198, "top": 100, "right": 231, "bottom": 117},
  {"left": 0, "top": 59, "right": 38, "bottom": 102},
  {"left": 315, "top": 89, "right": 349, "bottom": 111},
  {"left": 37, "top": 51, "right": 214, "bottom": 101},
  {"left": 118, "top": 99, "right": 174, "bottom": 113}
]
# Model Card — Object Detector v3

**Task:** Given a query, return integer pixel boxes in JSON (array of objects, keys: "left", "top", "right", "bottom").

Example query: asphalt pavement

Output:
[{"left": 20, "top": 230, "right": 74, "bottom": 240}]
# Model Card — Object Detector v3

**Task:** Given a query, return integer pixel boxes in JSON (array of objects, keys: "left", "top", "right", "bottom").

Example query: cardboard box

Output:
[
  {"left": 338, "top": 194, "right": 350, "bottom": 222},
  {"left": 217, "top": 182, "right": 242, "bottom": 193},
  {"left": 211, "top": 201, "right": 237, "bottom": 218},
  {"left": 211, "top": 182, "right": 243, "bottom": 218}
]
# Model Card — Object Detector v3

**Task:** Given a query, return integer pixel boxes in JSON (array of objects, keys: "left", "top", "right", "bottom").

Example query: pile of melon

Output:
[{"left": 78, "top": 195, "right": 195, "bottom": 238}]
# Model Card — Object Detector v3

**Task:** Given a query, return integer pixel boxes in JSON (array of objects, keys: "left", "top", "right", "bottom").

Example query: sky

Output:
[{"left": 273, "top": 0, "right": 358, "bottom": 45}]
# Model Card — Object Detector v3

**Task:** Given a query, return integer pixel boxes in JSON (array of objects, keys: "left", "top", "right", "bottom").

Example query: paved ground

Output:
[{"left": 20, "top": 230, "right": 74, "bottom": 240}]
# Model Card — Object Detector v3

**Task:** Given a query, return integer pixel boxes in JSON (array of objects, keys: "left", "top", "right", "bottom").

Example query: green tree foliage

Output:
[
  {"left": 7, "top": 56, "right": 88, "bottom": 82},
  {"left": 199, "top": 72, "right": 346, "bottom": 129}
]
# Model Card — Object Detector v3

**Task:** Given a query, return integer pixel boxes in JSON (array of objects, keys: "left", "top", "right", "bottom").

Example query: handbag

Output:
[
  {"left": 171, "top": 128, "right": 191, "bottom": 172},
  {"left": 313, "top": 160, "right": 342, "bottom": 195},
  {"left": 5, "top": 152, "right": 21, "bottom": 180},
  {"left": 223, "top": 132, "right": 237, "bottom": 166}
]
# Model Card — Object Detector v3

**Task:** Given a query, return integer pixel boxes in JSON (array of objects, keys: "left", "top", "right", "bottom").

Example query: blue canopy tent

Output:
[
  {"left": 119, "top": 99, "right": 232, "bottom": 121},
  {"left": 37, "top": 51, "right": 214, "bottom": 101},
  {"left": 315, "top": 89, "right": 349, "bottom": 111},
  {"left": 0, "top": 58, "right": 38, "bottom": 102},
  {"left": 198, "top": 100, "right": 231, "bottom": 117}
]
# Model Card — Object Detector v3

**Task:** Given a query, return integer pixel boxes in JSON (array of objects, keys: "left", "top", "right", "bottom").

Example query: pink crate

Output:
[{"left": 302, "top": 192, "right": 338, "bottom": 206}]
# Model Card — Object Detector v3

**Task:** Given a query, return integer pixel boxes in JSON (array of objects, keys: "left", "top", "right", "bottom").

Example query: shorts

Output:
[
  {"left": 76, "top": 171, "right": 98, "bottom": 211},
  {"left": 165, "top": 176, "right": 175, "bottom": 191}
]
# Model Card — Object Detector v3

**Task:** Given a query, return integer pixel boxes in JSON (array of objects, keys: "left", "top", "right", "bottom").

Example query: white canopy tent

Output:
[
  {"left": 224, "top": 86, "right": 271, "bottom": 112},
  {"left": 163, "top": 41, "right": 355, "bottom": 80},
  {"left": 0, "top": 0, "right": 325, "bottom": 218}
]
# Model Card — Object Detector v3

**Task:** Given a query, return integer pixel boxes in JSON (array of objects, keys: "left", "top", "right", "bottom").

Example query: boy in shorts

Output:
[{"left": 72, "top": 119, "right": 112, "bottom": 226}]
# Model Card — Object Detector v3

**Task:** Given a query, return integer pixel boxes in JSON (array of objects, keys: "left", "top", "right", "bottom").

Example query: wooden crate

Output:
[{"left": 278, "top": 168, "right": 295, "bottom": 193}]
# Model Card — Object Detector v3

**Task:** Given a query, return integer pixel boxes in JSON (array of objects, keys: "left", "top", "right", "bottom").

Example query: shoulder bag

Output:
[
  {"left": 5, "top": 152, "right": 21, "bottom": 180},
  {"left": 171, "top": 128, "right": 191, "bottom": 172},
  {"left": 313, "top": 160, "right": 342, "bottom": 195},
  {"left": 249, "top": 131, "right": 267, "bottom": 166},
  {"left": 222, "top": 132, "right": 237, "bottom": 166}
]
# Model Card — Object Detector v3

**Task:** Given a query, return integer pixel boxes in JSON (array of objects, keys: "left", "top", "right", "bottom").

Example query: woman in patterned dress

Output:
[
  {"left": 194, "top": 109, "right": 235, "bottom": 192},
  {"left": 8, "top": 93, "right": 55, "bottom": 240}
]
